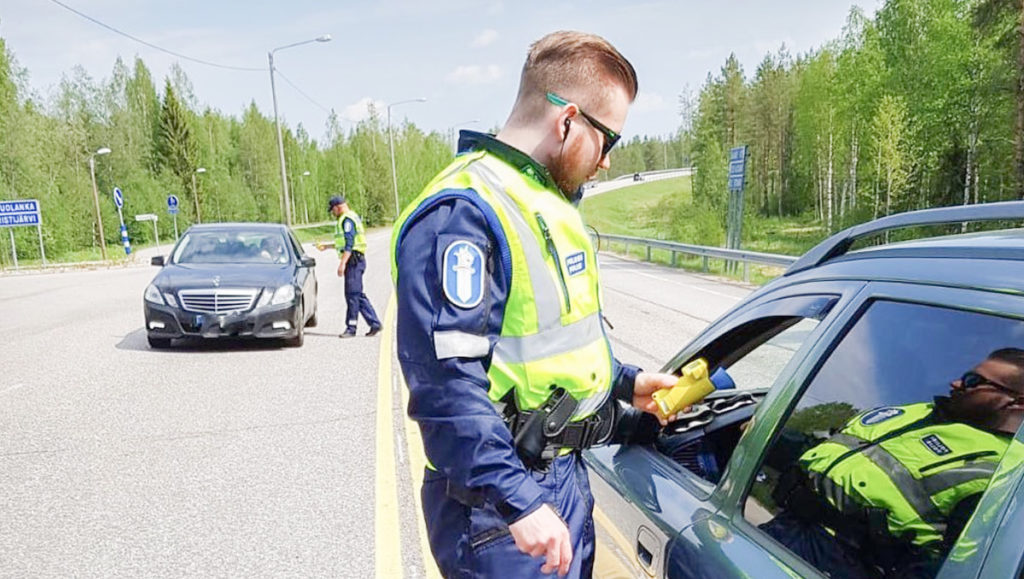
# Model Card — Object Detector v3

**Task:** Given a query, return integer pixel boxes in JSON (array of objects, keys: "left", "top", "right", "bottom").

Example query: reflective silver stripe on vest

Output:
[
  {"left": 821, "top": 433, "right": 945, "bottom": 528},
  {"left": 434, "top": 330, "right": 491, "bottom": 360},
  {"left": 492, "top": 312, "right": 603, "bottom": 364},
  {"left": 466, "top": 163, "right": 562, "bottom": 331},
  {"left": 808, "top": 471, "right": 859, "bottom": 514},
  {"left": 920, "top": 462, "right": 997, "bottom": 497}
]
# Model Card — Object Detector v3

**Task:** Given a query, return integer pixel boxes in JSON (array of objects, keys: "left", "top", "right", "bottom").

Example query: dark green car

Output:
[{"left": 586, "top": 202, "right": 1024, "bottom": 578}]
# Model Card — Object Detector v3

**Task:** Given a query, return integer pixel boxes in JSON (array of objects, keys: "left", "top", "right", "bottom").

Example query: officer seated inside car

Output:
[{"left": 759, "top": 348, "right": 1024, "bottom": 579}]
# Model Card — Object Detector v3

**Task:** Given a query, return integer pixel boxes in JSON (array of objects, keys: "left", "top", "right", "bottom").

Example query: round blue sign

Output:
[
  {"left": 168, "top": 195, "right": 179, "bottom": 208},
  {"left": 113, "top": 187, "right": 124, "bottom": 209}
]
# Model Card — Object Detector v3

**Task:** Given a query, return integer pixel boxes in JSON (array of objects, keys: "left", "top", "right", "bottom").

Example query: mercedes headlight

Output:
[
  {"left": 162, "top": 292, "right": 178, "bottom": 308},
  {"left": 269, "top": 285, "right": 296, "bottom": 305},
  {"left": 144, "top": 284, "right": 164, "bottom": 305}
]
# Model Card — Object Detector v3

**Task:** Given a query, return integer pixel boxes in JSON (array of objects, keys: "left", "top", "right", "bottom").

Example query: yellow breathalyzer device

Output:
[{"left": 652, "top": 358, "right": 734, "bottom": 418}]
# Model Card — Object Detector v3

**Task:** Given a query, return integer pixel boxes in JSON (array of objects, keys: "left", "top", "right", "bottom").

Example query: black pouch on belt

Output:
[{"left": 512, "top": 387, "right": 578, "bottom": 469}]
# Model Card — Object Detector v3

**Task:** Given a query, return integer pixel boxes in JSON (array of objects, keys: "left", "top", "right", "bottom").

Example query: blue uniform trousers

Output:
[
  {"left": 422, "top": 453, "right": 596, "bottom": 578},
  {"left": 344, "top": 254, "right": 380, "bottom": 331}
]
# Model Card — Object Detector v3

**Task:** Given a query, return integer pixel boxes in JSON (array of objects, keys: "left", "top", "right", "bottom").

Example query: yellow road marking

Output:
[
  {"left": 375, "top": 296, "right": 402, "bottom": 578},
  {"left": 594, "top": 505, "right": 634, "bottom": 555},
  {"left": 398, "top": 368, "right": 444, "bottom": 578}
]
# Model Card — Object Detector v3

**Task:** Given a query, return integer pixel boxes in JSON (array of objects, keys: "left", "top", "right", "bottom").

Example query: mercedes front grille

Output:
[{"left": 178, "top": 289, "right": 259, "bottom": 314}]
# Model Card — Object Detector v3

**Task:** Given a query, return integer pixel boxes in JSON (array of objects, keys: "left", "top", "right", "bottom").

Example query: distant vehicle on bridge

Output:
[{"left": 143, "top": 223, "right": 318, "bottom": 348}]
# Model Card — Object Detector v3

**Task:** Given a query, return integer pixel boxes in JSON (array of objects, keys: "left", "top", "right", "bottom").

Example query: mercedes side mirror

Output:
[
  {"left": 151, "top": 256, "right": 165, "bottom": 266},
  {"left": 300, "top": 256, "right": 316, "bottom": 268}
]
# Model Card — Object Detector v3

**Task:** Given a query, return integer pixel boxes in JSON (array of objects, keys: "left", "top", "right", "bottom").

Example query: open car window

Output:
[
  {"left": 744, "top": 299, "right": 1024, "bottom": 579},
  {"left": 656, "top": 295, "right": 839, "bottom": 484}
]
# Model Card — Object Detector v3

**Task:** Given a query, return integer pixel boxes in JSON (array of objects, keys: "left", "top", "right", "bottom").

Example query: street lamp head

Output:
[
  {"left": 316, "top": 35, "right": 332, "bottom": 42},
  {"left": 195, "top": 167, "right": 207, "bottom": 174},
  {"left": 302, "top": 171, "right": 311, "bottom": 176},
  {"left": 95, "top": 147, "right": 111, "bottom": 156},
  {"left": 415, "top": 97, "right": 427, "bottom": 103}
]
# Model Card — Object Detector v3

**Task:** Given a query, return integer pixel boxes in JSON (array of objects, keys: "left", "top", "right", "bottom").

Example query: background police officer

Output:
[
  {"left": 762, "top": 348, "right": 1024, "bottom": 578},
  {"left": 391, "top": 31, "right": 676, "bottom": 578},
  {"left": 319, "top": 195, "right": 381, "bottom": 338}
]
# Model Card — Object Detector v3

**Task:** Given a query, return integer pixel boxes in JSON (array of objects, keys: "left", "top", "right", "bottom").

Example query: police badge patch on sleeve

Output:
[
  {"left": 442, "top": 240, "right": 485, "bottom": 308},
  {"left": 343, "top": 219, "right": 354, "bottom": 233}
]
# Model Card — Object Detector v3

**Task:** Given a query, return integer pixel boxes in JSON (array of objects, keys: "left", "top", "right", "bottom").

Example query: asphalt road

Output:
[{"left": 0, "top": 227, "right": 751, "bottom": 578}]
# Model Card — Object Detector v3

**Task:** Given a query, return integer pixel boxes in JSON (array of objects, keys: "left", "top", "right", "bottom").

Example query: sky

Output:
[{"left": 2, "top": 0, "right": 880, "bottom": 143}]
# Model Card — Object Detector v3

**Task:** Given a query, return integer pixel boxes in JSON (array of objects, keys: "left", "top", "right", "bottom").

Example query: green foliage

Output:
[
  {"left": 682, "top": 0, "right": 1023, "bottom": 241},
  {"left": 787, "top": 402, "right": 860, "bottom": 434}
]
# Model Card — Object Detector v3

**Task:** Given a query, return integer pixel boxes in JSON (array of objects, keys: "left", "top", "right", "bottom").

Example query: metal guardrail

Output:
[
  {"left": 291, "top": 220, "right": 335, "bottom": 231},
  {"left": 592, "top": 232, "right": 797, "bottom": 283}
]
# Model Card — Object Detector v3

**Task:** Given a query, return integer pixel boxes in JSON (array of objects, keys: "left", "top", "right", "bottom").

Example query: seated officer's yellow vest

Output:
[
  {"left": 391, "top": 151, "right": 613, "bottom": 419},
  {"left": 799, "top": 402, "right": 1010, "bottom": 550},
  {"left": 335, "top": 209, "right": 367, "bottom": 254}
]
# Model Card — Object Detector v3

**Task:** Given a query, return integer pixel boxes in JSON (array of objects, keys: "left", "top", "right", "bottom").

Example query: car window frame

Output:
[
  {"left": 602, "top": 281, "right": 864, "bottom": 505},
  {"left": 725, "top": 281, "right": 1024, "bottom": 578}
]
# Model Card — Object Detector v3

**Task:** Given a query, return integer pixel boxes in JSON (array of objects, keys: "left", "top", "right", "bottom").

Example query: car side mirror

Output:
[
  {"left": 300, "top": 256, "right": 316, "bottom": 268},
  {"left": 151, "top": 256, "right": 165, "bottom": 266}
]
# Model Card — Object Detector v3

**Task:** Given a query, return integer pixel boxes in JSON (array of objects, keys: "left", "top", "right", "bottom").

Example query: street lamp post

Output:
[
  {"left": 191, "top": 167, "right": 206, "bottom": 223},
  {"left": 387, "top": 98, "right": 427, "bottom": 219},
  {"left": 268, "top": 34, "right": 331, "bottom": 226},
  {"left": 448, "top": 119, "right": 480, "bottom": 154},
  {"left": 88, "top": 147, "right": 112, "bottom": 261},
  {"left": 301, "top": 170, "right": 311, "bottom": 223}
]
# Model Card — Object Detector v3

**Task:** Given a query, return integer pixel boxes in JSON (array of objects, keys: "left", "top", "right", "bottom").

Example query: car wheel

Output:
[
  {"left": 147, "top": 335, "right": 171, "bottom": 349},
  {"left": 306, "top": 308, "right": 318, "bottom": 328},
  {"left": 285, "top": 323, "right": 304, "bottom": 348}
]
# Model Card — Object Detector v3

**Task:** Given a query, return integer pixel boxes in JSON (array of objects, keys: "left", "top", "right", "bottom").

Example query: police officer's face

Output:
[
  {"left": 947, "top": 357, "right": 1024, "bottom": 433},
  {"left": 550, "top": 84, "right": 631, "bottom": 196}
]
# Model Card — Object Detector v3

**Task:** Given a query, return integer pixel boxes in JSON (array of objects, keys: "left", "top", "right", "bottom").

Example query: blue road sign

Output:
[
  {"left": 0, "top": 199, "right": 41, "bottom": 228},
  {"left": 113, "top": 187, "right": 124, "bottom": 209},
  {"left": 728, "top": 145, "right": 748, "bottom": 192},
  {"left": 168, "top": 195, "right": 179, "bottom": 215}
]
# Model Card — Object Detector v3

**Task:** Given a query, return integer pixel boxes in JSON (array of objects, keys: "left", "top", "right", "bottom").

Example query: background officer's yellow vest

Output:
[
  {"left": 335, "top": 209, "right": 367, "bottom": 254},
  {"left": 799, "top": 402, "right": 1009, "bottom": 549},
  {"left": 392, "top": 151, "right": 613, "bottom": 419}
]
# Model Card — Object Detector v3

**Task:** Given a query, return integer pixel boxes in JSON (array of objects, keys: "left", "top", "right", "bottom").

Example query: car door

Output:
[
  {"left": 686, "top": 282, "right": 1024, "bottom": 579},
  {"left": 288, "top": 230, "right": 316, "bottom": 317},
  {"left": 585, "top": 280, "right": 864, "bottom": 577}
]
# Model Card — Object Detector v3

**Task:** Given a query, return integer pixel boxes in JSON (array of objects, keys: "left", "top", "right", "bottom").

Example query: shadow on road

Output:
[{"left": 116, "top": 327, "right": 334, "bottom": 353}]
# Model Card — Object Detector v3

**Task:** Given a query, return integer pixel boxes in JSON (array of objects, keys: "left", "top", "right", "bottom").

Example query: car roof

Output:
[{"left": 774, "top": 201, "right": 1024, "bottom": 295}]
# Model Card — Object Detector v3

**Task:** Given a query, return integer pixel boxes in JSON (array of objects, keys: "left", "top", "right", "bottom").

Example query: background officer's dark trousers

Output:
[
  {"left": 421, "top": 453, "right": 596, "bottom": 578},
  {"left": 344, "top": 253, "right": 380, "bottom": 331}
]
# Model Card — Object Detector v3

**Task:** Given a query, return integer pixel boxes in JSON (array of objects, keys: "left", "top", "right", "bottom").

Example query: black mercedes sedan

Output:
[{"left": 143, "top": 223, "right": 318, "bottom": 348}]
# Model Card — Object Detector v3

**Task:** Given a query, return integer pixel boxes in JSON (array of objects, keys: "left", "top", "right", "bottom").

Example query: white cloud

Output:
[
  {"left": 445, "top": 64, "right": 502, "bottom": 85},
  {"left": 632, "top": 92, "right": 669, "bottom": 113},
  {"left": 472, "top": 29, "right": 499, "bottom": 48},
  {"left": 342, "top": 97, "right": 386, "bottom": 122}
]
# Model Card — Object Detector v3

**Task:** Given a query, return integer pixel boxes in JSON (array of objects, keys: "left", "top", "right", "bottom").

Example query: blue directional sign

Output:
[
  {"left": 167, "top": 195, "right": 179, "bottom": 215},
  {"left": 728, "top": 145, "right": 748, "bottom": 192},
  {"left": 0, "top": 199, "right": 41, "bottom": 228},
  {"left": 113, "top": 187, "right": 124, "bottom": 209}
]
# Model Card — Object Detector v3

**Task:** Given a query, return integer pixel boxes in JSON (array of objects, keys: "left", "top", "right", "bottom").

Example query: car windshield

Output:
[{"left": 172, "top": 231, "right": 290, "bottom": 265}]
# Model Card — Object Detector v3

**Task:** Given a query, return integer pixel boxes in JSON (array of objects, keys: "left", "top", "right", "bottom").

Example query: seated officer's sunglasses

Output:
[
  {"left": 960, "top": 371, "right": 1018, "bottom": 397},
  {"left": 546, "top": 92, "right": 621, "bottom": 158}
]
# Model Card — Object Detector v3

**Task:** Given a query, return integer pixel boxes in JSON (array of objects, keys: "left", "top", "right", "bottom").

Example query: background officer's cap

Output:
[{"left": 327, "top": 195, "right": 346, "bottom": 211}]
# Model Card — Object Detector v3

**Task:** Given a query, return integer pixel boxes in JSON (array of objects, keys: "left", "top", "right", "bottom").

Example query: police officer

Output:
[
  {"left": 391, "top": 31, "right": 676, "bottom": 577},
  {"left": 762, "top": 348, "right": 1024, "bottom": 578},
  {"left": 321, "top": 195, "right": 381, "bottom": 338}
]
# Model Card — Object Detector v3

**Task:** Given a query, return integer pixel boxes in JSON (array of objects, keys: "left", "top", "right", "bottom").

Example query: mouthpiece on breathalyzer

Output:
[{"left": 651, "top": 358, "right": 734, "bottom": 418}]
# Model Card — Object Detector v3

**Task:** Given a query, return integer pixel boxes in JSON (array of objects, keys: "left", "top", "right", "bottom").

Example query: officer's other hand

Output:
[
  {"left": 337, "top": 263, "right": 345, "bottom": 277},
  {"left": 315, "top": 242, "right": 325, "bottom": 252},
  {"left": 508, "top": 503, "right": 572, "bottom": 576},
  {"left": 633, "top": 372, "right": 677, "bottom": 425}
]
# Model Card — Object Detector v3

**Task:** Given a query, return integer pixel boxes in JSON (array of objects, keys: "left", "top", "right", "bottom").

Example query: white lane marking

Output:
[{"left": 0, "top": 383, "right": 25, "bottom": 395}]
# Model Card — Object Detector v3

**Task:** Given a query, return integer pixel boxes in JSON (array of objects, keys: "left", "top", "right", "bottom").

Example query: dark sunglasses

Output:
[
  {"left": 960, "top": 371, "right": 1018, "bottom": 396},
  {"left": 546, "top": 92, "right": 621, "bottom": 158}
]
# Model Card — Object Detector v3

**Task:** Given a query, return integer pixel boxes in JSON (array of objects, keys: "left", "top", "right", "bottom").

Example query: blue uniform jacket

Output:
[
  {"left": 394, "top": 132, "right": 640, "bottom": 524},
  {"left": 341, "top": 217, "right": 355, "bottom": 253}
]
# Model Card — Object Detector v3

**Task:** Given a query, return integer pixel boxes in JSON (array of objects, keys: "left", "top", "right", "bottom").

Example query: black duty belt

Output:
[{"left": 443, "top": 388, "right": 615, "bottom": 509}]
